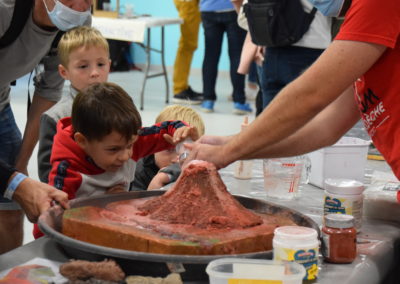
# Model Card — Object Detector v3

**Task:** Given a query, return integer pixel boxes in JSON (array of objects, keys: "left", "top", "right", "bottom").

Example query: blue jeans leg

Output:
[
  {"left": 201, "top": 11, "right": 246, "bottom": 103},
  {"left": 0, "top": 104, "right": 22, "bottom": 208},
  {"left": 201, "top": 12, "right": 224, "bottom": 102},
  {"left": 258, "top": 46, "right": 324, "bottom": 109}
]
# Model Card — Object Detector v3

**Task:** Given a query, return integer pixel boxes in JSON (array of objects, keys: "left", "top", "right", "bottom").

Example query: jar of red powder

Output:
[{"left": 322, "top": 214, "right": 357, "bottom": 263}]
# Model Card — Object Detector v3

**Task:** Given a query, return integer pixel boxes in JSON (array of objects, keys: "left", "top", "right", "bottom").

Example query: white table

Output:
[{"left": 92, "top": 16, "right": 183, "bottom": 110}]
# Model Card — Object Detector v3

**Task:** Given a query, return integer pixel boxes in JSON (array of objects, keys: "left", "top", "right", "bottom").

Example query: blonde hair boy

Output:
[
  {"left": 133, "top": 105, "right": 205, "bottom": 190},
  {"left": 58, "top": 26, "right": 109, "bottom": 67},
  {"left": 37, "top": 26, "right": 111, "bottom": 183},
  {"left": 155, "top": 105, "right": 205, "bottom": 136}
]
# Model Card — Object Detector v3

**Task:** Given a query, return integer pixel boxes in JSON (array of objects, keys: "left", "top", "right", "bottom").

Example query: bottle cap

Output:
[
  {"left": 274, "top": 226, "right": 318, "bottom": 240},
  {"left": 324, "top": 178, "right": 364, "bottom": 195},
  {"left": 324, "top": 214, "right": 355, "bottom": 229}
]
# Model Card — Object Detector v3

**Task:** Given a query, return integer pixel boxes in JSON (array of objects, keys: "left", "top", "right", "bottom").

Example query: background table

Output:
[
  {"left": 1, "top": 161, "right": 399, "bottom": 283},
  {"left": 92, "top": 16, "right": 182, "bottom": 110}
]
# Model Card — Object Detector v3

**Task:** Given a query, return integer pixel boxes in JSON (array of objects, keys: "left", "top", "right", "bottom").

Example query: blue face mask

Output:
[
  {"left": 43, "top": 0, "right": 91, "bottom": 31},
  {"left": 308, "top": 0, "right": 345, "bottom": 17}
]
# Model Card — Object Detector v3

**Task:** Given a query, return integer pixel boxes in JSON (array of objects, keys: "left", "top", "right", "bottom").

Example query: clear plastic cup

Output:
[
  {"left": 175, "top": 138, "right": 193, "bottom": 165},
  {"left": 263, "top": 155, "right": 311, "bottom": 200}
]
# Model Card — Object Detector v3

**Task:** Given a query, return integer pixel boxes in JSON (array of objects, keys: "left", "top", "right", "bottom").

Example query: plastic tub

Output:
[
  {"left": 206, "top": 258, "right": 305, "bottom": 284},
  {"left": 308, "top": 137, "right": 370, "bottom": 188}
]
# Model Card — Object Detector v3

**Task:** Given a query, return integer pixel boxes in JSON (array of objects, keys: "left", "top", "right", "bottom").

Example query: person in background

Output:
[
  {"left": 33, "top": 82, "right": 198, "bottom": 238},
  {"left": 200, "top": 0, "right": 252, "bottom": 115},
  {"left": 38, "top": 26, "right": 111, "bottom": 183},
  {"left": 0, "top": 159, "right": 68, "bottom": 228},
  {"left": 132, "top": 105, "right": 205, "bottom": 190},
  {"left": 258, "top": 0, "right": 331, "bottom": 110},
  {"left": 0, "top": 0, "right": 92, "bottom": 254},
  {"left": 185, "top": 0, "right": 400, "bottom": 178},
  {"left": 172, "top": 0, "right": 203, "bottom": 104}
]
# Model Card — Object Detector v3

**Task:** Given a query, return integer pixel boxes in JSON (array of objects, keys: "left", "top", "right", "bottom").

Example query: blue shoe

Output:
[
  {"left": 233, "top": 102, "right": 253, "bottom": 115},
  {"left": 201, "top": 100, "right": 214, "bottom": 113}
]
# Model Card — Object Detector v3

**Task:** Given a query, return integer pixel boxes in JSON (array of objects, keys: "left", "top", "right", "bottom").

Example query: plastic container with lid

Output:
[
  {"left": 323, "top": 178, "right": 365, "bottom": 231},
  {"left": 322, "top": 214, "right": 357, "bottom": 263},
  {"left": 273, "top": 226, "right": 319, "bottom": 280},
  {"left": 206, "top": 258, "right": 305, "bottom": 284}
]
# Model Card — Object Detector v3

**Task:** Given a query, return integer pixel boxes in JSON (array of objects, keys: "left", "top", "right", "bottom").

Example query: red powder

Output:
[{"left": 138, "top": 160, "right": 262, "bottom": 230}]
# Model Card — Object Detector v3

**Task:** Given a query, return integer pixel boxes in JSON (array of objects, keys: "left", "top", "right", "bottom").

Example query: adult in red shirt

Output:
[{"left": 185, "top": 0, "right": 400, "bottom": 178}]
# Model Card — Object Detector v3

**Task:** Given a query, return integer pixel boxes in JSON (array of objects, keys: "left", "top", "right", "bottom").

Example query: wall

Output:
[{"left": 117, "top": 0, "right": 231, "bottom": 71}]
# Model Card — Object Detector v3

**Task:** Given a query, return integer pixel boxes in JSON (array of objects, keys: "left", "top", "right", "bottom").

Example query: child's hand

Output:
[
  {"left": 106, "top": 185, "right": 126, "bottom": 194},
  {"left": 147, "top": 171, "right": 171, "bottom": 190},
  {"left": 163, "top": 126, "right": 199, "bottom": 145}
]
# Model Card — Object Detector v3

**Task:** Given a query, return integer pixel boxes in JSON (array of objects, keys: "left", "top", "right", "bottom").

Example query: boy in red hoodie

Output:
[{"left": 34, "top": 82, "right": 198, "bottom": 238}]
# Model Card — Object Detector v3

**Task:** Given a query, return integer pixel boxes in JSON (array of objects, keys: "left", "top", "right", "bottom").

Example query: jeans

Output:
[
  {"left": 201, "top": 11, "right": 247, "bottom": 104},
  {"left": 257, "top": 46, "right": 324, "bottom": 109},
  {"left": 248, "top": 61, "right": 258, "bottom": 84},
  {"left": 0, "top": 104, "right": 22, "bottom": 208}
]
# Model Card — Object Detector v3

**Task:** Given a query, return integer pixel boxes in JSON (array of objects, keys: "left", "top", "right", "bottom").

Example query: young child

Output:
[
  {"left": 37, "top": 26, "right": 111, "bottom": 183},
  {"left": 33, "top": 83, "right": 198, "bottom": 238},
  {"left": 132, "top": 105, "right": 205, "bottom": 190}
]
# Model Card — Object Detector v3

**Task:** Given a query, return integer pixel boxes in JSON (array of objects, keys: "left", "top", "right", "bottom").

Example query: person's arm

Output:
[
  {"left": 12, "top": 173, "right": 69, "bottom": 223},
  {"left": 0, "top": 159, "right": 68, "bottom": 222},
  {"left": 246, "top": 87, "right": 360, "bottom": 158},
  {"left": 15, "top": 52, "right": 64, "bottom": 174},
  {"left": 231, "top": 0, "right": 244, "bottom": 13},
  {"left": 186, "top": 40, "right": 386, "bottom": 168},
  {"left": 15, "top": 95, "right": 56, "bottom": 174}
]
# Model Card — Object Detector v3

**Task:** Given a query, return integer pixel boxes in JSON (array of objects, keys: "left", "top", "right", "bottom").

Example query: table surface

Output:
[
  {"left": 1, "top": 161, "right": 399, "bottom": 284},
  {"left": 92, "top": 16, "right": 182, "bottom": 43}
]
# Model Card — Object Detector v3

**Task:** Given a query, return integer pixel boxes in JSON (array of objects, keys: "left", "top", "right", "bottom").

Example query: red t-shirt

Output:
[{"left": 336, "top": 0, "right": 400, "bottom": 178}]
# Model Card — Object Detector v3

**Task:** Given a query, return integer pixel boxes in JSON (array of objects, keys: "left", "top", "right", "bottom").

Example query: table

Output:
[
  {"left": 1, "top": 161, "right": 400, "bottom": 283},
  {"left": 92, "top": 16, "right": 183, "bottom": 110}
]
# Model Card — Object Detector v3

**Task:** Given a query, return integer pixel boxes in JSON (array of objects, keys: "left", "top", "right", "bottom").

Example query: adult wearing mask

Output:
[
  {"left": 185, "top": 1, "right": 400, "bottom": 178},
  {"left": 0, "top": 0, "right": 91, "bottom": 253}
]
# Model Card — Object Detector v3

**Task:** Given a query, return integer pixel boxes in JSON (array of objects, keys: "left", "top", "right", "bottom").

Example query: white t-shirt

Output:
[{"left": 294, "top": 0, "right": 332, "bottom": 49}]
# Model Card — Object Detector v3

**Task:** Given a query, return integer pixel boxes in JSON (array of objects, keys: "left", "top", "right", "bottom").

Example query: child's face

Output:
[
  {"left": 77, "top": 131, "right": 137, "bottom": 172},
  {"left": 59, "top": 45, "right": 110, "bottom": 91},
  {"left": 154, "top": 149, "right": 179, "bottom": 169}
]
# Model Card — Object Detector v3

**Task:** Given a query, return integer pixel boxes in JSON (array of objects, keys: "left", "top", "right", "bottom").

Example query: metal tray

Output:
[{"left": 38, "top": 190, "right": 319, "bottom": 280}]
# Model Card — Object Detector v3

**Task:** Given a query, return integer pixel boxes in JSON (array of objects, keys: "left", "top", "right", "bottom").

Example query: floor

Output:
[{"left": 10, "top": 68, "right": 390, "bottom": 245}]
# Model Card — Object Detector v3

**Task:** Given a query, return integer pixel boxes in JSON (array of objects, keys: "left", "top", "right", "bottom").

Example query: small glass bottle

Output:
[{"left": 322, "top": 214, "right": 357, "bottom": 264}]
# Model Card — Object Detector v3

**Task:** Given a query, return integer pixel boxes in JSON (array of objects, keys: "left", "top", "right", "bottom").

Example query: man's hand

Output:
[
  {"left": 183, "top": 142, "right": 229, "bottom": 170},
  {"left": 12, "top": 177, "right": 69, "bottom": 223}
]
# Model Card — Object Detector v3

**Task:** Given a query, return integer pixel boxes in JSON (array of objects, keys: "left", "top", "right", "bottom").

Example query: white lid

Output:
[
  {"left": 206, "top": 258, "right": 305, "bottom": 281},
  {"left": 324, "top": 178, "right": 364, "bottom": 195},
  {"left": 274, "top": 226, "right": 318, "bottom": 240}
]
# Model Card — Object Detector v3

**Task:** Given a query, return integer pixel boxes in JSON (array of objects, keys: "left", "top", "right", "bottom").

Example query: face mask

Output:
[
  {"left": 43, "top": 0, "right": 91, "bottom": 31},
  {"left": 308, "top": 0, "right": 345, "bottom": 17}
]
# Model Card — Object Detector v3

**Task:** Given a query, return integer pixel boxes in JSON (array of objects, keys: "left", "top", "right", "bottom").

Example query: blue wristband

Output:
[{"left": 4, "top": 173, "right": 28, "bottom": 200}]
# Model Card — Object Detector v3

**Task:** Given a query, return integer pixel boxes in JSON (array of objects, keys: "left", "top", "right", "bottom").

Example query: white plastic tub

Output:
[
  {"left": 206, "top": 258, "right": 305, "bottom": 284},
  {"left": 308, "top": 137, "right": 370, "bottom": 188}
]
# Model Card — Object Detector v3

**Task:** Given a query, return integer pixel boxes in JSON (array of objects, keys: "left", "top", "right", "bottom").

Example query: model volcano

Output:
[{"left": 62, "top": 161, "right": 296, "bottom": 255}]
